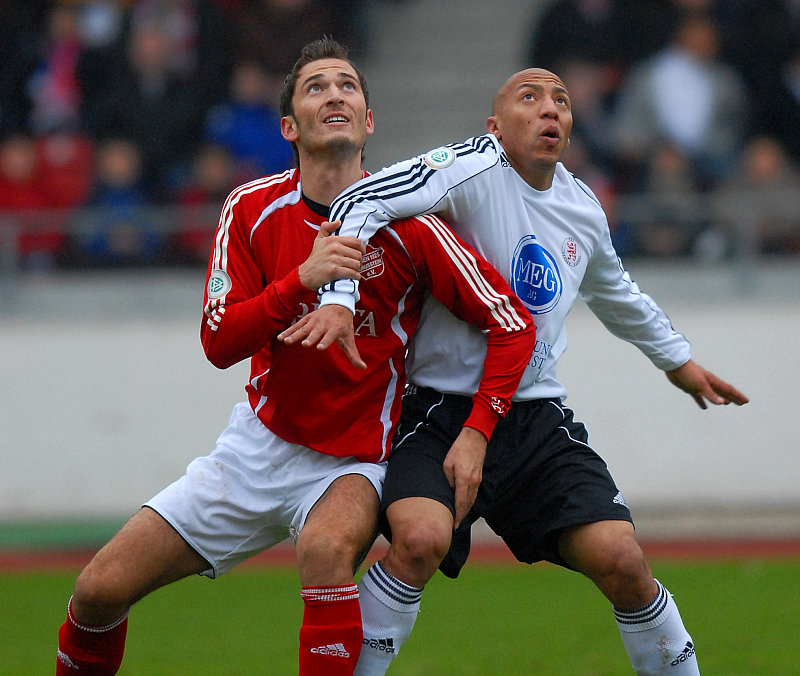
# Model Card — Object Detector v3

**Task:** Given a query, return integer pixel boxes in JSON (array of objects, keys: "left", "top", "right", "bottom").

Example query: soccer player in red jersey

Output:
[{"left": 55, "top": 39, "right": 534, "bottom": 675}]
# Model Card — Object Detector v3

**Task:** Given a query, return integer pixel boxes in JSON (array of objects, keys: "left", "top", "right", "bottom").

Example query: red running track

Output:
[{"left": 2, "top": 538, "right": 800, "bottom": 572}]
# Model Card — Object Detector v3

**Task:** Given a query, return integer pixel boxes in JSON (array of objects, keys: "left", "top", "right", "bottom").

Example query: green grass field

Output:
[{"left": 3, "top": 558, "right": 798, "bottom": 675}]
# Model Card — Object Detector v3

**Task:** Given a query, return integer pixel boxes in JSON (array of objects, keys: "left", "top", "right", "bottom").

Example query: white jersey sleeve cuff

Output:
[{"left": 319, "top": 287, "right": 359, "bottom": 313}]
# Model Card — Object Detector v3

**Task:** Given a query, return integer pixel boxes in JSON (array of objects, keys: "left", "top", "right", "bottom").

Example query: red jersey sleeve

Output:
[
  {"left": 200, "top": 186, "right": 308, "bottom": 369},
  {"left": 396, "top": 214, "right": 535, "bottom": 439}
]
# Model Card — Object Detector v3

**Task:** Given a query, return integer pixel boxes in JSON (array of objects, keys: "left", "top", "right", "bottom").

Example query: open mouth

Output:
[
  {"left": 324, "top": 115, "right": 348, "bottom": 124},
  {"left": 540, "top": 126, "right": 560, "bottom": 146}
]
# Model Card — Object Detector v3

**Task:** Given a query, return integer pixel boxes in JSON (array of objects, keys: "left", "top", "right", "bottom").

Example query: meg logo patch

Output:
[
  {"left": 511, "top": 235, "right": 562, "bottom": 314},
  {"left": 207, "top": 269, "right": 232, "bottom": 299},
  {"left": 423, "top": 146, "right": 456, "bottom": 169}
]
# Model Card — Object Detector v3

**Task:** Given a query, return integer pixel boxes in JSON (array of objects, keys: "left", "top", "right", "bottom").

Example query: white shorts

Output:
[{"left": 145, "top": 402, "right": 386, "bottom": 578}]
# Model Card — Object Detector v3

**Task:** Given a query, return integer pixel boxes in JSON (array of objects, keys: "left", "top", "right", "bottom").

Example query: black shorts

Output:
[{"left": 382, "top": 386, "right": 633, "bottom": 578}]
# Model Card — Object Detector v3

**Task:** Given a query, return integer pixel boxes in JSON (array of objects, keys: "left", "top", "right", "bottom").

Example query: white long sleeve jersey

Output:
[{"left": 326, "top": 133, "right": 691, "bottom": 401}]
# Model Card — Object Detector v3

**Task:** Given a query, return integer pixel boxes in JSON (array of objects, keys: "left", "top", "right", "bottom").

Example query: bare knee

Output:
[
  {"left": 596, "top": 543, "right": 655, "bottom": 609},
  {"left": 560, "top": 521, "right": 657, "bottom": 611},
  {"left": 71, "top": 558, "right": 135, "bottom": 625},
  {"left": 70, "top": 508, "right": 206, "bottom": 624},
  {"left": 383, "top": 498, "right": 453, "bottom": 588},
  {"left": 297, "top": 474, "right": 380, "bottom": 585},
  {"left": 297, "top": 527, "right": 371, "bottom": 584}
]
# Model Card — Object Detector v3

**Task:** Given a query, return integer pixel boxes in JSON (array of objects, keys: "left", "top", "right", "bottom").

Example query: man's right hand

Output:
[
  {"left": 298, "top": 220, "right": 364, "bottom": 291},
  {"left": 278, "top": 304, "right": 366, "bottom": 370}
]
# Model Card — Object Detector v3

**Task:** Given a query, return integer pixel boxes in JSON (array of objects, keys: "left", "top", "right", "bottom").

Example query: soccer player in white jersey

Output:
[
  {"left": 54, "top": 39, "right": 534, "bottom": 675},
  {"left": 279, "top": 68, "right": 749, "bottom": 674}
]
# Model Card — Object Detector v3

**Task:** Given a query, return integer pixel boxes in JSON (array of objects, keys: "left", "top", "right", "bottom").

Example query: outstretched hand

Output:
[
  {"left": 665, "top": 359, "right": 749, "bottom": 410},
  {"left": 443, "top": 427, "right": 487, "bottom": 528},
  {"left": 277, "top": 304, "right": 366, "bottom": 370},
  {"left": 297, "top": 220, "right": 364, "bottom": 291}
]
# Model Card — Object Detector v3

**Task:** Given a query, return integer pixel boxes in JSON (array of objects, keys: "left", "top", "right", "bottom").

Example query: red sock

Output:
[
  {"left": 299, "top": 584, "right": 362, "bottom": 676},
  {"left": 56, "top": 597, "right": 128, "bottom": 675}
]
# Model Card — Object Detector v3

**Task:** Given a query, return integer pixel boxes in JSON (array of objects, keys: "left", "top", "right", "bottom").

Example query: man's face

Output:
[
  {"left": 281, "top": 58, "right": 373, "bottom": 160},
  {"left": 488, "top": 69, "right": 573, "bottom": 184}
]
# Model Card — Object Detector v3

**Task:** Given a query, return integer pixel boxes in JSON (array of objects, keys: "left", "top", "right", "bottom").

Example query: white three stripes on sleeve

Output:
[{"left": 417, "top": 213, "right": 526, "bottom": 332}]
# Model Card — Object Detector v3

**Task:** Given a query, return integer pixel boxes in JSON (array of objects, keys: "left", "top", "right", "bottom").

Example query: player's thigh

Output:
[
  {"left": 382, "top": 387, "right": 469, "bottom": 517},
  {"left": 297, "top": 473, "right": 380, "bottom": 583},
  {"left": 74, "top": 507, "right": 208, "bottom": 616}
]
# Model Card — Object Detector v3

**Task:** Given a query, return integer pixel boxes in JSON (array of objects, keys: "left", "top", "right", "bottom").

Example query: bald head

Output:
[{"left": 492, "top": 68, "right": 567, "bottom": 116}]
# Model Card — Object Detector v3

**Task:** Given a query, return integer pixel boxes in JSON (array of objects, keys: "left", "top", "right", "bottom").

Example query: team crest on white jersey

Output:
[
  {"left": 423, "top": 147, "right": 456, "bottom": 169},
  {"left": 207, "top": 269, "right": 232, "bottom": 298},
  {"left": 361, "top": 244, "right": 385, "bottom": 280},
  {"left": 561, "top": 237, "right": 582, "bottom": 267},
  {"left": 512, "top": 234, "right": 562, "bottom": 315}
]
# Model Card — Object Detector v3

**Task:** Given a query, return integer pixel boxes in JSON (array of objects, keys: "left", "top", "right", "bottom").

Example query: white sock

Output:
[
  {"left": 615, "top": 579, "right": 699, "bottom": 675},
  {"left": 354, "top": 561, "right": 423, "bottom": 676}
]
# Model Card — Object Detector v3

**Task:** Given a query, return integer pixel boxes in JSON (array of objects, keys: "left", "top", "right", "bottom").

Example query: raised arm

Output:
[
  {"left": 577, "top": 184, "right": 748, "bottom": 410},
  {"left": 281, "top": 137, "right": 502, "bottom": 356},
  {"left": 321, "top": 135, "right": 501, "bottom": 313}
]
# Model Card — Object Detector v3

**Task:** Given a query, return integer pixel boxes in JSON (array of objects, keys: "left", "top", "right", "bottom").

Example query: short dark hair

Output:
[{"left": 279, "top": 37, "right": 370, "bottom": 166}]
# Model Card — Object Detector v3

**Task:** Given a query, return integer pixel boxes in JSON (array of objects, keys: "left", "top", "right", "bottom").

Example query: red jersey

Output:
[{"left": 201, "top": 169, "right": 534, "bottom": 462}]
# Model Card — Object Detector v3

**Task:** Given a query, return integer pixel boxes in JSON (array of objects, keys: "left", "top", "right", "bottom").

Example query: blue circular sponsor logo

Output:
[{"left": 511, "top": 235, "right": 562, "bottom": 314}]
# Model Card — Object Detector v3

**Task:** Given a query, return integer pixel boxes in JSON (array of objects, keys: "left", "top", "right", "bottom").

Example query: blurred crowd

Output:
[
  {"left": 1, "top": 0, "right": 800, "bottom": 271},
  {"left": 532, "top": 0, "right": 800, "bottom": 259},
  {"left": 0, "top": 0, "right": 376, "bottom": 270}
]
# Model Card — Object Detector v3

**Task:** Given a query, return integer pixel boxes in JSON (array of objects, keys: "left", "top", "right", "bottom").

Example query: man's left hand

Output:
[
  {"left": 665, "top": 359, "right": 749, "bottom": 409},
  {"left": 278, "top": 304, "right": 366, "bottom": 370}
]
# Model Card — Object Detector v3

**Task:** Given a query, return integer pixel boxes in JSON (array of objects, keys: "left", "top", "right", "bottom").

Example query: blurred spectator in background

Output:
[
  {"left": 129, "top": 0, "right": 232, "bottom": 109},
  {"left": 0, "top": 135, "right": 48, "bottom": 214},
  {"left": 204, "top": 60, "right": 294, "bottom": 180},
  {"left": 79, "top": 6, "right": 220, "bottom": 200},
  {"left": 611, "top": 10, "right": 748, "bottom": 191},
  {"left": 715, "top": 0, "right": 800, "bottom": 162},
  {"left": 25, "top": 3, "right": 86, "bottom": 136},
  {"left": 616, "top": 143, "right": 707, "bottom": 258},
  {"left": 227, "top": 0, "right": 370, "bottom": 80},
  {"left": 71, "top": 137, "right": 164, "bottom": 266},
  {"left": 37, "top": 130, "right": 96, "bottom": 210},
  {"left": 769, "top": 42, "right": 800, "bottom": 162},
  {"left": 557, "top": 58, "right": 618, "bottom": 176},
  {"left": 526, "top": 1, "right": 679, "bottom": 117},
  {"left": 79, "top": 0, "right": 231, "bottom": 128},
  {"left": 0, "top": 132, "right": 73, "bottom": 271},
  {"left": 171, "top": 143, "right": 239, "bottom": 265},
  {"left": 0, "top": 1, "right": 48, "bottom": 136},
  {"left": 714, "top": 135, "right": 800, "bottom": 257}
]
